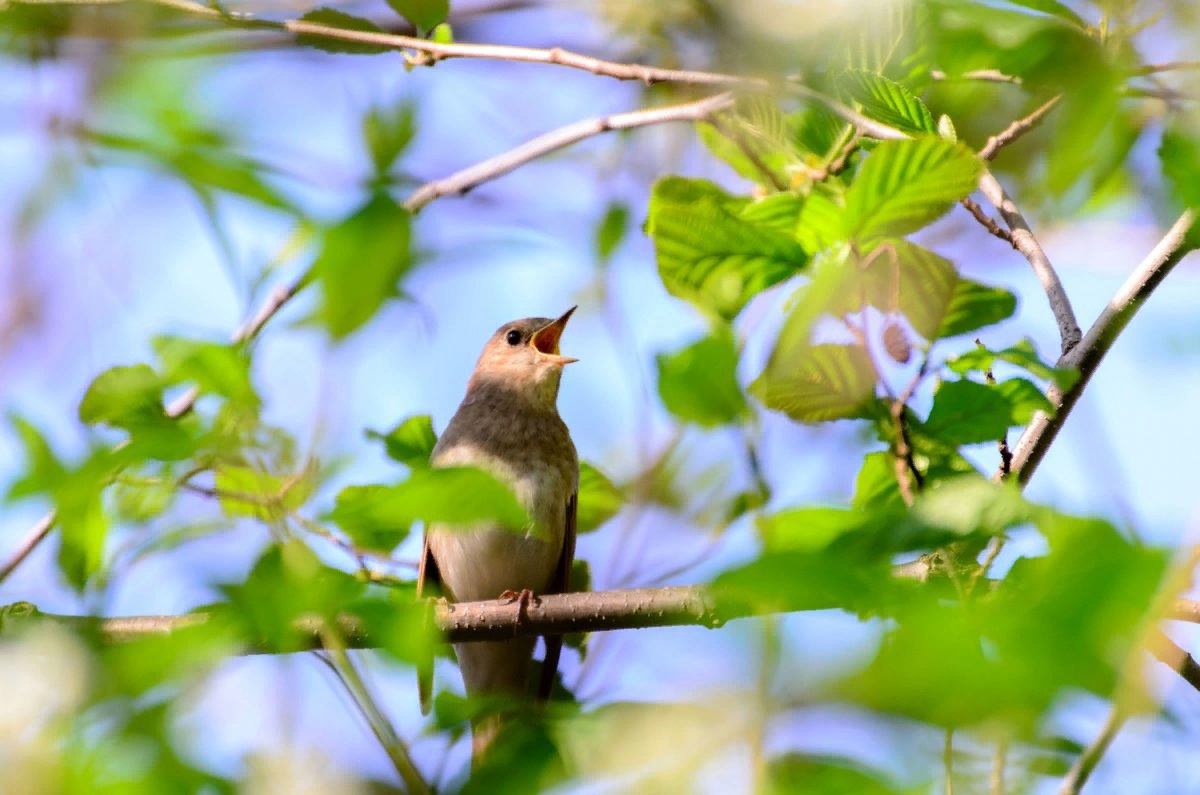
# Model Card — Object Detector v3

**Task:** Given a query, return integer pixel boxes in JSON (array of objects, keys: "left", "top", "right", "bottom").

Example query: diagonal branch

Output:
[
  {"left": 403, "top": 93, "right": 734, "bottom": 212},
  {"left": 1008, "top": 210, "right": 1197, "bottom": 485},
  {"left": 1058, "top": 706, "right": 1126, "bottom": 795},
  {"left": 978, "top": 95, "right": 1061, "bottom": 161},
  {"left": 1147, "top": 629, "right": 1200, "bottom": 695},
  {"left": 0, "top": 280, "right": 303, "bottom": 585}
]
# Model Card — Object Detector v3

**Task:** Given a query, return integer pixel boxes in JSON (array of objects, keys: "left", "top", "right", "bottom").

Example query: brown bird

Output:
[{"left": 416, "top": 307, "right": 579, "bottom": 764}]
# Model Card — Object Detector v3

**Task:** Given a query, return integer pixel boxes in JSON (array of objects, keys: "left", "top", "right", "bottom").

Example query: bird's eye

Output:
[{"left": 505, "top": 329, "right": 522, "bottom": 346}]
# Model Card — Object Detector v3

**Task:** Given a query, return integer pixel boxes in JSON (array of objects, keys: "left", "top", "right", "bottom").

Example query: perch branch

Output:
[{"left": 403, "top": 93, "right": 734, "bottom": 212}]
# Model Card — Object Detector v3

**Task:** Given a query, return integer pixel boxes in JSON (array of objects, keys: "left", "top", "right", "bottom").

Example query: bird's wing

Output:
[
  {"left": 537, "top": 489, "right": 577, "bottom": 702},
  {"left": 416, "top": 529, "right": 441, "bottom": 715}
]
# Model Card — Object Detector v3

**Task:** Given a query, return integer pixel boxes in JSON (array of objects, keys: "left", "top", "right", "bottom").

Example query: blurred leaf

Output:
[
  {"left": 339, "top": 467, "right": 529, "bottom": 533},
  {"left": 386, "top": 0, "right": 448, "bottom": 35},
  {"left": 327, "top": 484, "right": 411, "bottom": 552},
  {"left": 841, "top": 70, "right": 936, "bottom": 135},
  {"left": 595, "top": 202, "right": 629, "bottom": 264},
  {"left": 1160, "top": 121, "right": 1200, "bottom": 219},
  {"left": 313, "top": 193, "right": 414, "bottom": 339},
  {"left": 363, "top": 102, "right": 416, "bottom": 175},
  {"left": 1001, "top": 0, "right": 1086, "bottom": 27},
  {"left": 992, "top": 377, "right": 1053, "bottom": 423},
  {"left": 78, "top": 365, "right": 164, "bottom": 430},
  {"left": 647, "top": 177, "right": 807, "bottom": 319},
  {"left": 366, "top": 414, "right": 437, "bottom": 468},
  {"left": 576, "top": 463, "right": 621, "bottom": 534},
  {"left": 171, "top": 149, "right": 292, "bottom": 212},
  {"left": 113, "top": 478, "right": 175, "bottom": 524},
  {"left": 850, "top": 240, "right": 960, "bottom": 340},
  {"left": 924, "top": 379, "right": 1013, "bottom": 445},
  {"left": 758, "top": 506, "right": 890, "bottom": 553},
  {"left": 751, "top": 343, "right": 877, "bottom": 423},
  {"left": 853, "top": 450, "right": 904, "bottom": 512},
  {"left": 845, "top": 137, "right": 982, "bottom": 241},
  {"left": 911, "top": 475, "right": 1034, "bottom": 536},
  {"left": 213, "top": 465, "right": 310, "bottom": 521},
  {"left": 100, "top": 610, "right": 239, "bottom": 696},
  {"left": 936, "top": 278, "right": 1017, "bottom": 338},
  {"left": 295, "top": 8, "right": 390, "bottom": 54},
  {"left": 656, "top": 329, "right": 747, "bottom": 427},
  {"left": 765, "top": 753, "right": 905, "bottom": 795},
  {"left": 56, "top": 456, "right": 111, "bottom": 592},
  {"left": 349, "top": 587, "right": 435, "bottom": 666},
  {"left": 791, "top": 105, "right": 847, "bottom": 160},
  {"left": 5, "top": 414, "right": 66, "bottom": 501},
  {"left": 153, "top": 336, "right": 258, "bottom": 408},
  {"left": 794, "top": 188, "right": 847, "bottom": 254},
  {"left": 713, "top": 547, "right": 896, "bottom": 619}
]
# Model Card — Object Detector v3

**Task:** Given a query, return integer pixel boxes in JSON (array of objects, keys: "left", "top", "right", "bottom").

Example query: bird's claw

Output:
[{"left": 499, "top": 589, "right": 540, "bottom": 621}]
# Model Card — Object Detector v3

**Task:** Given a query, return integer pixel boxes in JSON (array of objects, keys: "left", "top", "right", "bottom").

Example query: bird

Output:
[{"left": 416, "top": 307, "right": 579, "bottom": 765}]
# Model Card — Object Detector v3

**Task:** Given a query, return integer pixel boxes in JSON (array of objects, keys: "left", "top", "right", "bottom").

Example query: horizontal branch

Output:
[
  {"left": 7, "top": 592, "right": 1200, "bottom": 649},
  {"left": 403, "top": 93, "right": 734, "bottom": 212}
]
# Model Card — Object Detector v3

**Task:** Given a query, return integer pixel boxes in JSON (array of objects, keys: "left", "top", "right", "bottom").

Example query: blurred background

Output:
[{"left": 2, "top": 0, "right": 1200, "bottom": 792}]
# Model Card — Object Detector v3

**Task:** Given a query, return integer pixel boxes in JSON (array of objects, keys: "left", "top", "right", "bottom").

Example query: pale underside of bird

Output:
[{"left": 416, "top": 308, "right": 579, "bottom": 763}]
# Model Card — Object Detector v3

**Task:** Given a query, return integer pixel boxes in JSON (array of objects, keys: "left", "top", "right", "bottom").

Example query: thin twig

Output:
[
  {"left": 960, "top": 197, "right": 1015, "bottom": 246},
  {"left": 931, "top": 68, "right": 1023, "bottom": 85},
  {"left": 978, "top": 95, "right": 1062, "bottom": 161},
  {"left": 402, "top": 94, "right": 734, "bottom": 212},
  {"left": 944, "top": 728, "right": 955, "bottom": 795},
  {"left": 318, "top": 632, "right": 431, "bottom": 795},
  {"left": 1130, "top": 60, "right": 1200, "bottom": 76},
  {"left": 1147, "top": 629, "right": 1200, "bottom": 695},
  {"left": 1059, "top": 707, "right": 1126, "bottom": 795},
  {"left": 0, "top": 280, "right": 303, "bottom": 586},
  {"left": 990, "top": 737, "right": 1008, "bottom": 795},
  {"left": 706, "top": 116, "right": 789, "bottom": 191},
  {"left": 1008, "top": 210, "right": 1197, "bottom": 485}
]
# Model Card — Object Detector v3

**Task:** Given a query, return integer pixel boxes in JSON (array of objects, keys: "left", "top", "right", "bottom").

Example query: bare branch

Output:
[
  {"left": 1147, "top": 629, "right": 1200, "bottom": 695},
  {"left": 403, "top": 94, "right": 734, "bottom": 212},
  {"left": 979, "top": 95, "right": 1061, "bottom": 161},
  {"left": 931, "top": 69, "right": 1023, "bottom": 85},
  {"left": 1009, "top": 210, "right": 1198, "bottom": 485},
  {"left": 1130, "top": 61, "right": 1200, "bottom": 77},
  {"left": 0, "top": 279, "right": 304, "bottom": 585},
  {"left": 959, "top": 197, "right": 1015, "bottom": 246}
]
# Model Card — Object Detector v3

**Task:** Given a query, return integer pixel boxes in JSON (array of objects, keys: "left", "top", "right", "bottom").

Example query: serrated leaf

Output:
[
  {"left": 367, "top": 414, "right": 437, "bottom": 468},
  {"left": 295, "top": 9, "right": 390, "bottom": 55},
  {"left": 842, "top": 71, "right": 936, "bottom": 135},
  {"left": 852, "top": 240, "right": 959, "bottom": 340},
  {"left": 648, "top": 177, "right": 808, "bottom": 319},
  {"left": 577, "top": 463, "right": 622, "bottom": 534},
  {"left": 845, "top": 137, "right": 983, "bottom": 240},
  {"left": 794, "top": 188, "right": 845, "bottom": 253},
  {"left": 656, "top": 330, "right": 747, "bottom": 427},
  {"left": 751, "top": 343, "right": 877, "bottom": 423},
  {"left": 936, "top": 278, "right": 1017, "bottom": 338},
  {"left": 386, "top": 0, "right": 447, "bottom": 35},
  {"left": 924, "top": 379, "right": 1012, "bottom": 445},
  {"left": 313, "top": 193, "right": 413, "bottom": 339}
]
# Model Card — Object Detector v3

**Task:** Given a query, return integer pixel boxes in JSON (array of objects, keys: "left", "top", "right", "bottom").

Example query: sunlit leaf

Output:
[
  {"left": 992, "top": 377, "right": 1053, "bottom": 423},
  {"left": 656, "top": 330, "right": 747, "bottom": 427},
  {"left": 845, "top": 137, "right": 982, "bottom": 240},
  {"left": 78, "top": 365, "right": 165, "bottom": 430},
  {"left": 327, "top": 484, "right": 411, "bottom": 552},
  {"left": 751, "top": 343, "right": 877, "bottom": 423},
  {"left": 648, "top": 177, "right": 808, "bottom": 319},
  {"left": 936, "top": 278, "right": 1017, "bottom": 338},
  {"left": 153, "top": 336, "right": 258, "bottom": 408},
  {"left": 386, "top": 0, "right": 448, "bottom": 34},
  {"left": 841, "top": 70, "right": 936, "bottom": 135},
  {"left": 924, "top": 379, "right": 1012, "bottom": 445},
  {"left": 947, "top": 338, "right": 1077, "bottom": 389}
]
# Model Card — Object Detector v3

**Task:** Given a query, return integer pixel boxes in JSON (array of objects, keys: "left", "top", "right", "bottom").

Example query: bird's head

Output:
[{"left": 469, "top": 307, "right": 578, "bottom": 407}]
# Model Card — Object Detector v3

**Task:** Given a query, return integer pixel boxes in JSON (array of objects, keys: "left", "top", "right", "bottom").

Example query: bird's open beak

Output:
[{"left": 530, "top": 306, "right": 578, "bottom": 365}]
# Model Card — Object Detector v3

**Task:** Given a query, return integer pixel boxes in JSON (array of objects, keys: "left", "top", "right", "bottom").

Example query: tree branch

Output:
[
  {"left": 402, "top": 93, "right": 734, "bottom": 212},
  {"left": 1058, "top": 706, "right": 1126, "bottom": 795},
  {"left": 1008, "top": 210, "right": 1197, "bottom": 486},
  {"left": 1147, "top": 629, "right": 1200, "bottom": 695},
  {"left": 0, "top": 279, "right": 303, "bottom": 585},
  {"left": 978, "top": 95, "right": 1061, "bottom": 162},
  {"left": 8, "top": 593, "right": 1200, "bottom": 648}
]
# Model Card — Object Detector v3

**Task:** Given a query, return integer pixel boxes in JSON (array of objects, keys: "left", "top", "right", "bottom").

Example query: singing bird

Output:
[{"left": 417, "top": 307, "right": 579, "bottom": 762}]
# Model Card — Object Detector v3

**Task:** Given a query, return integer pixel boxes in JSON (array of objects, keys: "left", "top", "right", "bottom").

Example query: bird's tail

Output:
[{"left": 456, "top": 637, "right": 536, "bottom": 765}]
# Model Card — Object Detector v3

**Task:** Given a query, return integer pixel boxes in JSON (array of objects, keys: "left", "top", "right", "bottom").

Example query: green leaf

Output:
[
  {"left": 5, "top": 415, "right": 66, "bottom": 501},
  {"left": 844, "top": 137, "right": 983, "bottom": 240},
  {"left": 648, "top": 177, "right": 808, "bottom": 319},
  {"left": 313, "top": 193, "right": 414, "bottom": 339},
  {"left": 758, "top": 507, "right": 883, "bottom": 553},
  {"left": 153, "top": 336, "right": 258, "bottom": 408},
  {"left": 924, "top": 379, "right": 1013, "bottom": 445},
  {"left": 595, "top": 202, "right": 629, "bottom": 264},
  {"left": 656, "top": 330, "right": 747, "bottom": 427},
  {"left": 947, "top": 338, "right": 1077, "bottom": 390},
  {"left": 363, "top": 103, "right": 415, "bottom": 175},
  {"left": 992, "top": 377, "right": 1054, "bottom": 423},
  {"left": 1160, "top": 122, "right": 1200, "bottom": 213},
  {"left": 936, "top": 278, "right": 1017, "bottom": 338},
  {"left": 1001, "top": 0, "right": 1086, "bottom": 28},
  {"left": 348, "top": 467, "right": 530, "bottom": 533},
  {"left": 840, "top": 240, "right": 960, "bottom": 340},
  {"left": 853, "top": 451, "right": 904, "bottom": 512},
  {"left": 912, "top": 475, "right": 1034, "bottom": 536},
  {"left": 766, "top": 754, "right": 904, "bottom": 795},
  {"left": 751, "top": 343, "right": 877, "bottom": 423},
  {"left": 213, "top": 466, "right": 310, "bottom": 521},
  {"left": 295, "top": 8, "right": 390, "bottom": 55},
  {"left": 54, "top": 448, "right": 119, "bottom": 591},
  {"left": 327, "top": 484, "right": 411, "bottom": 552},
  {"left": 385, "top": 0, "right": 448, "bottom": 35},
  {"left": 576, "top": 462, "right": 622, "bottom": 534},
  {"left": 78, "top": 365, "right": 165, "bottom": 430},
  {"left": 841, "top": 71, "right": 936, "bottom": 135},
  {"left": 366, "top": 414, "right": 437, "bottom": 468},
  {"left": 793, "top": 188, "right": 845, "bottom": 253},
  {"left": 171, "top": 149, "right": 293, "bottom": 212}
]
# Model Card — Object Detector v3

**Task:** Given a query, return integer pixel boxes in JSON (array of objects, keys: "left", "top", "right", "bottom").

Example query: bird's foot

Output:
[{"left": 499, "top": 589, "right": 540, "bottom": 621}]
